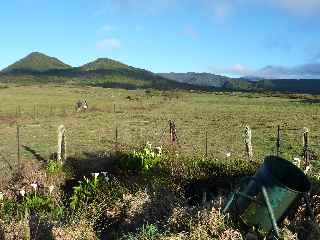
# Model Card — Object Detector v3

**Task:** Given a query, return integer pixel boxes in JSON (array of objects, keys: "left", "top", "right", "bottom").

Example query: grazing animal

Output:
[{"left": 75, "top": 100, "right": 88, "bottom": 112}]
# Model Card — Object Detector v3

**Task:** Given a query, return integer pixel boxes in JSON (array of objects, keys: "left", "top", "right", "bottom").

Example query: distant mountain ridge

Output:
[
  {"left": 0, "top": 52, "right": 200, "bottom": 90},
  {"left": 1, "top": 52, "right": 320, "bottom": 93},
  {"left": 158, "top": 72, "right": 231, "bottom": 87}
]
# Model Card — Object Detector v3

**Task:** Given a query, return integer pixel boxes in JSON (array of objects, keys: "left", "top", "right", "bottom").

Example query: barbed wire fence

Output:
[{"left": 0, "top": 103, "right": 318, "bottom": 184}]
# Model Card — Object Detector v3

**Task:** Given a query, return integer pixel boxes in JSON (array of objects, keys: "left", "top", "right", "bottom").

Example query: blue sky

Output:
[{"left": 1, "top": 0, "right": 320, "bottom": 78}]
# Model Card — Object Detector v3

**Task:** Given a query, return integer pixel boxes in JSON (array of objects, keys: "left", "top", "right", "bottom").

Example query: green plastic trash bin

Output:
[{"left": 225, "top": 155, "right": 311, "bottom": 235}]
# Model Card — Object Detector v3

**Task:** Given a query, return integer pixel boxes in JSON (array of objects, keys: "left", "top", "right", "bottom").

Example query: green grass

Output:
[{"left": 0, "top": 85, "right": 319, "bottom": 179}]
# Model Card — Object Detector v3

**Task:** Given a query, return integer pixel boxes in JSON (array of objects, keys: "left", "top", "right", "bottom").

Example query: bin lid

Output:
[{"left": 263, "top": 156, "right": 311, "bottom": 193}]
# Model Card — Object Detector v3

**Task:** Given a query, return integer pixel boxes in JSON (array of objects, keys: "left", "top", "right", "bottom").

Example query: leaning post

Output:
[
  {"left": 302, "top": 127, "right": 309, "bottom": 168},
  {"left": 276, "top": 125, "right": 280, "bottom": 156},
  {"left": 57, "top": 125, "right": 67, "bottom": 165},
  {"left": 244, "top": 125, "right": 253, "bottom": 159}
]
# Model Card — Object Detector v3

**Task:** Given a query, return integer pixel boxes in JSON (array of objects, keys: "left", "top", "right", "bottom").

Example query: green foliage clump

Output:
[
  {"left": 22, "top": 194, "right": 55, "bottom": 214},
  {"left": 190, "top": 157, "right": 259, "bottom": 179},
  {"left": 46, "top": 160, "right": 61, "bottom": 173},
  {"left": 119, "top": 224, "right": 160, "bottom": 240},
  {"left": 1, "top": 198, "right": 18, "bottom": 217},
  {"left": 0, "top": 190, "right": 61, "bottom": 221},
  {"left": 69, "top": 174, "right": 101, "bottom": 210},
  {"left": 118, "top": 143, "right": 164, "bottom": 173}
]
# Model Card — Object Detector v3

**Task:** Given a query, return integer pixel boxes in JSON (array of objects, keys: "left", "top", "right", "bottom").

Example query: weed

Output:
[
  {"left": 69, "top": 174, "right": 101, "bottom": 210},
  {"left": 118, "top": 143, "right": 164, "bottom": 173},
  {"left": 22, "top": 194, "right": 55, "bottom": 214},
  {"left": 46, "top": 160, "right": 61, "bottom": 173},
  {"left": 0, "top": 191, "right": 60, "bottom": 222},
  {"left": 1, "top": 198, "right": 18, "bottom": 218},
  {"left": 120, "top": 223, "right": 161, "bottom": 240}
]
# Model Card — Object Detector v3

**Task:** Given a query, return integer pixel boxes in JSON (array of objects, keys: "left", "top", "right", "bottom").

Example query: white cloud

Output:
[
  {"left": 213, "top": 1, "right": 233, "bottom": 20},
  {"left": 231, "top": 64, "right": 251, "bottom": 75},
  {"left": 182, "top": 25, "right": 199, "bottom": 40},
  {"left": 101, "top": 25, "right": 115, "bottom": 32},
  {"left": 201, "top": 0, "right": 320, "bottom": 21},
  {"left": 211, "top": 64, "right": 253, "bottom": 76},
  {"left": 313, "top": 51, "right": 320, "bottom": 62},
  {"left": 254, "top": 63, "right": 320, "bottom": 79},
  {"left": 95, "top": 1, "right": 320, "bottom": 22},
  {"left": 273, "top": 0, "right": 320, "bottom": 14},
  {"left": 96, "top": 38, "right": 121, "bottom": 50},
  {"left": 211, "top": 62, "right": 320, "bottom": 79},
  {"left": 202, "top": 0, "right": 234, "bottom": 23},
  {"left": 98, "top": 0, "right": 178, "bottom": 15}
]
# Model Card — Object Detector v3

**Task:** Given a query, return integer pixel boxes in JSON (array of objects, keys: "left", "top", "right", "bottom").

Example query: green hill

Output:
[
  {"left": 2, "top": 52, "right": 320, "bottom": 93},
  {"left": 80, "top": 58, "right": 130, "bottom": 71},
  {"left": 2, "top": 52, "right": 71, "bottom": 73},
  {"left": 0, "top": 53, "right": 201, "bottom": 90}
]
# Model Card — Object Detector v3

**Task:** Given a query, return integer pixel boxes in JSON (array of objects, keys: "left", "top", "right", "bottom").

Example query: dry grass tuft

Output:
[{"left": 52, "top": 219, "right": 97, "bottom": 240}]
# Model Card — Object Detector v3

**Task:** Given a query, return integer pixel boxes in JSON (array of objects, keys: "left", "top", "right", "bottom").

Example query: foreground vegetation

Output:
[{"left": 0, "top": 85, "right": 319, "bottom": 239}]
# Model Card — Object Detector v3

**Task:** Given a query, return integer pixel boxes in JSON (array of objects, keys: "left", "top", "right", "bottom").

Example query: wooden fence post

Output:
[
  {"left": 57, "top": 125, "right": 66, "bottom": 164},
  {"left": 16, "top": 105, "right": 21, "bottom": 118},
  {"left": 205, "top": 131, "right": 208, "bottom": 158},
  {"left": 17, "top": 124, "right": 21, "bottom": 170},
  {"left": 169, "top": 120, "right": 177, "bottom": 145},
  {"left": 276, "top": 125, "right": 280, "bottom": 156},
  {"left": 33, "top": 105, "right": 36, "bottom": 120},
  {"left": 303, "top": 127, "right": 309, "bottom": 167},
  {"left": 244, "top": 125, "right": 253, "bottom": 159},
  {"left": 115, "top": 125, "right": 118, "bottom": 151}
]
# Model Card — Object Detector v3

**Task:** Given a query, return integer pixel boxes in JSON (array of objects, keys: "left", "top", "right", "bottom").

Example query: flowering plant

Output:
[
  {"left": 70, "top": 174, "right": 101, "bottom": 210},
  {"left": 119, "top": 143, "right": 165, "bottom": 172}
]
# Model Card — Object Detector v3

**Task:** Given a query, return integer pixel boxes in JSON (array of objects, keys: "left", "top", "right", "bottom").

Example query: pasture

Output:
[{"left": 0, "top": 84, "right": 319, "bottom": 239}]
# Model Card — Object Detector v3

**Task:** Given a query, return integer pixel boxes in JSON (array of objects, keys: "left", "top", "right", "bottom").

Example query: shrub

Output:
[
  {"left": 69, "top": 174, "right": 101, "bottom": 210},
  {"left": 119, "top": 224, "right": 161, "bottom": 240},
  {"left": 0, "top": 191, "right": 61, "bottom": 221},
  {"left": 22, "top": 194, "right": 55, "bottom": 214},
  {"left": 47, "top": 160, "right": 61, "bottom": 174},
  {"left": 1, "top": 198, "right": 18, "bottom": 218},
  {"left": 118, "top": 143, "right": 164, "bottom": 173}
]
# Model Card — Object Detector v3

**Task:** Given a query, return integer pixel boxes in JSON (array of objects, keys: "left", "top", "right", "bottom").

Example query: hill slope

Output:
[
  {"left": 0, "top": 53, "right": 201, "bottom": 90},
  {"left": 80, "top": 58, "right": 131, "bottom": 71},
  {"left": 2, "top": 52, "right": 71, "bottom": 73},
  {"left": 2, "top": 52, "right": 320, "bottom": 93},
  {"left": 159, "top": 72, "right": 231, "bottom": 87}
]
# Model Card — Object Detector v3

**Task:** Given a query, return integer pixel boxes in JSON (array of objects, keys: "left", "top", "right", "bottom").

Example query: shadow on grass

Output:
[
  {"left": 184, "top": 159, "right": 260, "bottom": 205},
  {"left": 61, "top": 150, "right": 186, "bottom": 239},
  {"left": 0, "top": 225, "right": 4, "bottom": 240},
  {"left": 29, "top": 214, "right": 54, "bottom": 240},
  {"left": 298, "top": 99, "right": 320, "bottom": 104},
  {"left": 100, "top": 185, "right": 185, "bottom": 240},
  {"left": 22, "top": 145, "right": 46, "bottom": 163},
  {"left": 64, "top": 151, "right": 122, "bottom": 179},
  {"left": 61, "top": 150, "right": 264, "bottom": 239}
]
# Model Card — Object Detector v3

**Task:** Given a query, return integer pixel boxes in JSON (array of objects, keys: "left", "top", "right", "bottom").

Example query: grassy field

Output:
[
  {"left": 0, "top": 84, "right": 319, "bottom": 239},
  {"left": 1, "top": 85, "right": 320, "bottom": 173}
]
